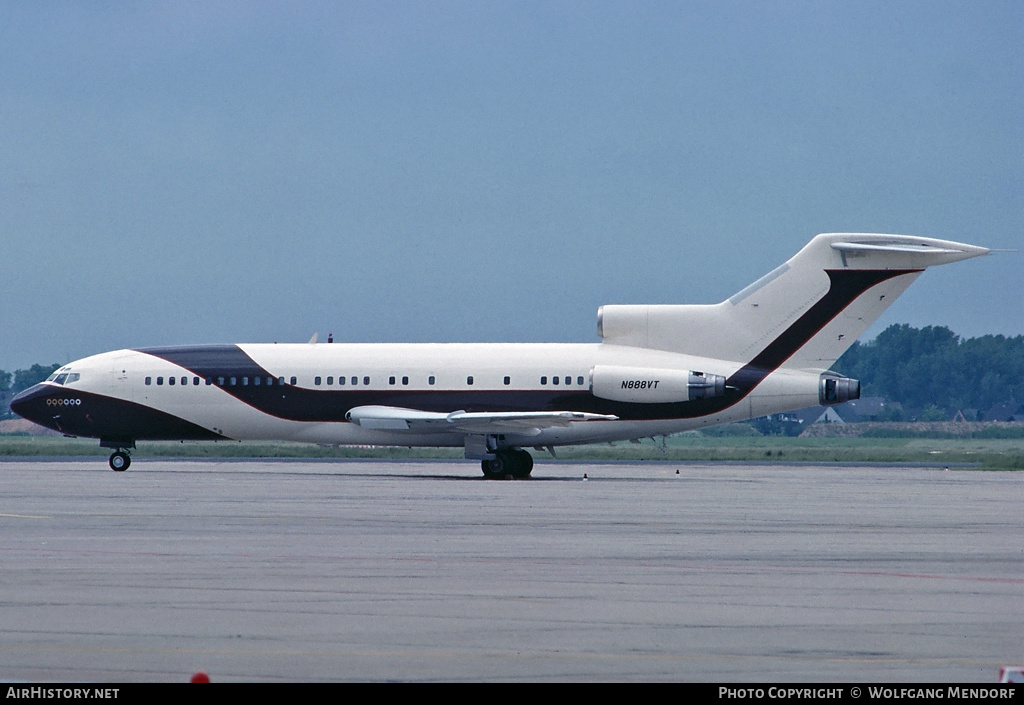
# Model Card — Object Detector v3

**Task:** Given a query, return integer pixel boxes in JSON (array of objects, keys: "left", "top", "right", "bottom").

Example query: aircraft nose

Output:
[{"left": 10, "top": 384, "right": 52, "bottom": 426}]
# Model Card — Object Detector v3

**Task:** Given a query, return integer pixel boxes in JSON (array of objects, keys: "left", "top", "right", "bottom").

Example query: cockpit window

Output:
[{"left": 46, "top": 370, "right": 79, "bottom": 385}]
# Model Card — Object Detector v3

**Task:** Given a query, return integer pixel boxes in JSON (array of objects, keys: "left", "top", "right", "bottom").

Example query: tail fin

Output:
[{"left": 597, "top": 233, "right": 988, "bottom": 371}]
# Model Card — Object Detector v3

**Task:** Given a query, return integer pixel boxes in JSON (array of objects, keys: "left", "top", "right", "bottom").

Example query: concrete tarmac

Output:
[{"left": 0, "top": 459, "right": 1020, "bottom": 682}]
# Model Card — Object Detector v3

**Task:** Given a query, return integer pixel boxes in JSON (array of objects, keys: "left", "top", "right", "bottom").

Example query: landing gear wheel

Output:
[
  {"left": 509, "top": 449, "right": 534, "bottom": 479},
  {"left": 481, "top": 453, "right": 508, "bottom": 479},
  {"left": 480, "top": 449, "right": 533, "bottom": 479},
  {"left": 109, "top": 451, "right": 131, "bottom": 472}
]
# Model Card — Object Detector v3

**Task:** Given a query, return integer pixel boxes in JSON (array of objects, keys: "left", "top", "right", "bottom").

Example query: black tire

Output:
[
  {"left": 109, "top": 451, "right": 130, "bottom": 472},
  {"left": 481, "top": 452, "right": 509, "bottom": 479},
  {"left": 509, "top": 449, "right": 534, "bottom": 478},
  {"left": 481, "top": 449, "right": 533, "bottom": 479}
]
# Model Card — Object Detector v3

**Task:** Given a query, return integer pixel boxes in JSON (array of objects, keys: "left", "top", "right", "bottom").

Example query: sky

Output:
[{"left": 1, "top": 1, "right": 1021, "bottom": 372}]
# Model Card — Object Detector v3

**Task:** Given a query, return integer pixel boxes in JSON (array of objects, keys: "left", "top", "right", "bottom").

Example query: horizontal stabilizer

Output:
[
  {"left": 832, "top": 242, "right": 962, "bottom": 254},
  {"left": 829, "top": 237, "right": 988, "bottom": 267}
]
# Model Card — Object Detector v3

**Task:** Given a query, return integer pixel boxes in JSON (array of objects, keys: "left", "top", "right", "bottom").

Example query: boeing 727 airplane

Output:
[{"left": 11, "top": 233, "right": 988, "bottom": 477}]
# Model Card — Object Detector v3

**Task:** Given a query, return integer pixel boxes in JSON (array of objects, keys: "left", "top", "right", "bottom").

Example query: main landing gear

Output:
[{"left": 481, "top": 448, "right": 534, "bottom": 480}]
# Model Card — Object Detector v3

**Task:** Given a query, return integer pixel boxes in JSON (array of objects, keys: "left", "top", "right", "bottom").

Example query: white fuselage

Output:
[{"left": 31, "top": 342, "right": 822, "bottom": 448}]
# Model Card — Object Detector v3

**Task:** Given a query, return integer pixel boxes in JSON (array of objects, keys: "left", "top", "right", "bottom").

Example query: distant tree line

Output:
[{"left": 832, "top": 324, "right": 1024, "bottom": 419}]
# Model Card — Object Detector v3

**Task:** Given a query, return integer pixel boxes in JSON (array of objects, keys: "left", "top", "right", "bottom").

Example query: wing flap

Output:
[
  {"left": 345, "top": 405, "right": 617, "bottom": 435},
  {"left": 446, "top": 410, "right": 617, "bottom": 435}
]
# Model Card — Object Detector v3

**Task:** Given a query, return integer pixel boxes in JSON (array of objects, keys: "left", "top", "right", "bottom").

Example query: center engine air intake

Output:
[
  {"left": 591, "top": 365, "right": 726, "bottom": 404},
  {"left": 819, "top": 374, "right": 860, "bottom": 405}
]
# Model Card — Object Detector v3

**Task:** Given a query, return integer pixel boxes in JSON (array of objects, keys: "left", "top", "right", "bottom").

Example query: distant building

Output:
[
  {"left": 783, "top": 396, "right": 900, "bottom": 430},
  {"left": 835, "top": 397, "right": 900, "bottom": 422},
  {"left": 981, "top": 402, "right": 1024, "bottom": 422},
  {"left": 791, "top": 406, "right": 846, "bottom": 425}
]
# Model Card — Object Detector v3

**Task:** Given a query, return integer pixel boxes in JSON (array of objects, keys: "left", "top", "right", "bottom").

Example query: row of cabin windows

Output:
[
  {"left": 542, "top": 376, "right": 586, "bottom": 386},
  {"left": 313, "top": 374, "right": 586, "bottom": 387},
  {"left": 314, "top": 375, "right": 490, "bottom": 386},
  {"left": 318, "top": 375, "right": 420, "bottom": 386},
  {"left": 146, "top": 375, "right": 298, "bottom": 387},
  {"left": 145, "top": 374, "right": 588, "bottom": 388}
]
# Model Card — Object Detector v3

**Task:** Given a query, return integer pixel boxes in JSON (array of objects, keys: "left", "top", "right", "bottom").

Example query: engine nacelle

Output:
[
  {"left": 819, "top": 374, "right": 860, "bottom": 405},
  {"left": 591, "top": 365, "right": 726, "bottom": 404}
]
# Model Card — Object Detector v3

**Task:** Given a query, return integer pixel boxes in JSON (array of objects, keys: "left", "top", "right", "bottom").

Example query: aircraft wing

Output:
[{"left": 345, "top": 405, "right": 618, "bottom": 436}]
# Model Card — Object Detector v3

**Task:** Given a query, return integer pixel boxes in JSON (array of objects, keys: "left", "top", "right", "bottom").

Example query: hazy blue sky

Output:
[{"left": 2, "top": 1, "right": 1021, "bottom": 372}]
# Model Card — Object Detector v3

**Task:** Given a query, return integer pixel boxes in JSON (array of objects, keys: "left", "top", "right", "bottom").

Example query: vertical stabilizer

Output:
[{"left": 597, "top": 234, "right": 988, "bottom": 371}]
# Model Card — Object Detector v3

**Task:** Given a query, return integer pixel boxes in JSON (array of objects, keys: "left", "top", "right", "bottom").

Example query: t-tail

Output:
[{"left": 597, "top": 233, "right": 990, "bottom": 377}]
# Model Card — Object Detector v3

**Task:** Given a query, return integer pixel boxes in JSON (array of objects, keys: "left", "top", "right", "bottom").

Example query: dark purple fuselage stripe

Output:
[{"left": 723, "top": 268, "right": 918, "bottom": 396}]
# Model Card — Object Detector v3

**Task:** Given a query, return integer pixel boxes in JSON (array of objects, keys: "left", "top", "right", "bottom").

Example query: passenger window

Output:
[
  {"left": 278, "top": 377, "right": 285, "bottom": 385},
  {"left": 540, "top": 376, "right": 547, "bottom": 385},
  {"left": 503, "top": 376, "right": 510, "bottom": 385},
  {"left": 466, "top": 376, "right": 474, "bottom": 385},
  {"left": 315, "top": 376, "right": 322, "bottom": 386},
  {"left": 145, "top": 377, "right": 152, "bottom": 385},
  {"left": 428, "top": 376, "right": 435, "bottom": 385},
  {"left": 327, "top": 376, "right": 333, "bottom": 386},
  {"left": 389, "top": 376, "right": 396, "bottom": 385},
  {"left": 290, "top": 376, "right": 297, "bottom": 385},
  {"left": 402, "top": 376, "right": 409, "bottom": 385},
  {"left": 565, "top": 376, "right": 571, "bottom": 385},
  {"left": 351, "top": 377, "right": 358, "bottom": 386},
  {"left": 205, "top": 377, "right": 212, "bottom": 385},
  {"left": 254, "top": 376, "right": 261, "bottom": 386},
  {"left": 230, "top": 377, "right": 237, "bottom": 386},
  {"left": 552, "top": 376, "right": 559, "bottom": 385},
  {"left": 157, "top": 377, "right": 164, "bottom": 385},
  {"left": 339, "top": 376, "right": 345, "bottom": 385},
  {"left": 577, "top": 376, "right": 584, "bottom": 386},
  {"left": 193, "top": 377, "right": 200, "bottom": 386},
  {"left": 169, "top": 376, "right": 175, "bottom": 385},
  {"left": 217, "top": 377, "right": 225, "bottom": 386},
  {"left": 363, "top": 376, "right": 370, "bottom": 385}
]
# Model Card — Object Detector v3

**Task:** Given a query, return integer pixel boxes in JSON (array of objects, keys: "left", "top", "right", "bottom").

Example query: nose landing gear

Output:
[
  {"left": 108, "top": 450, "right": 131, "bottom": 472},
  {"left": 101, "top": 439, "right": 135, "bottom": 472}
]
